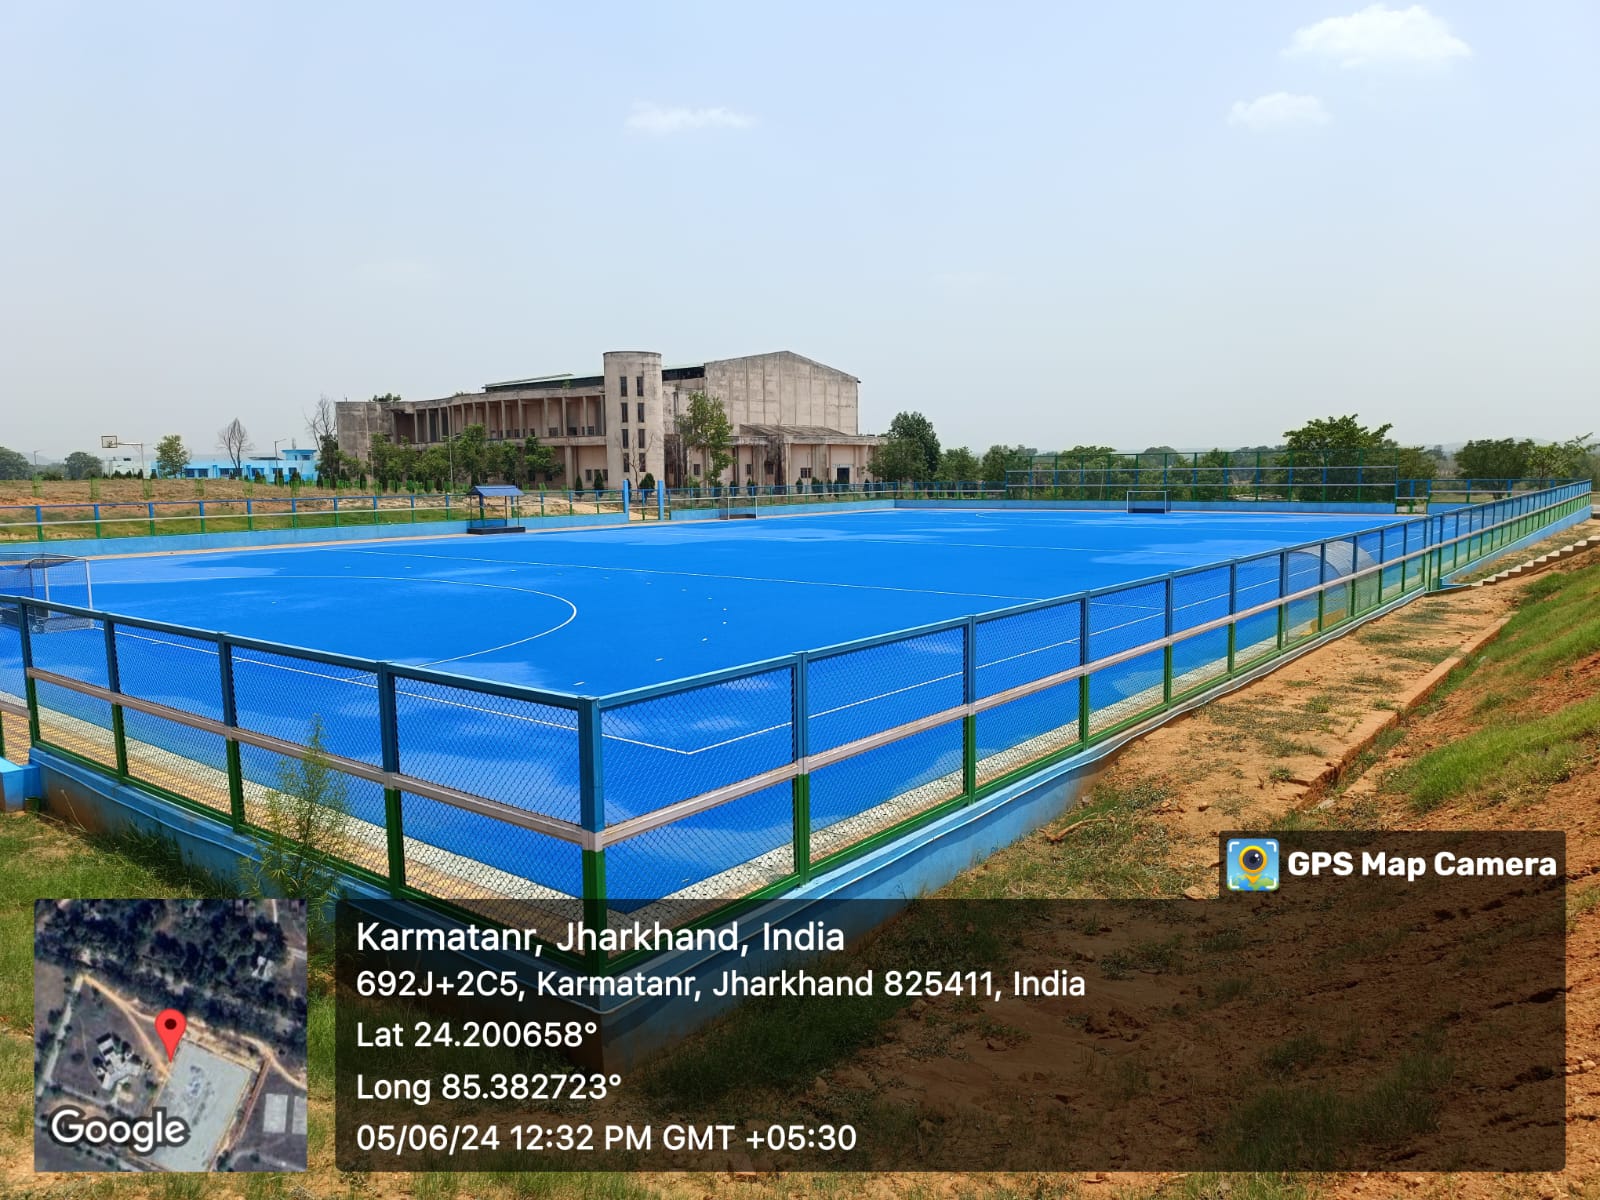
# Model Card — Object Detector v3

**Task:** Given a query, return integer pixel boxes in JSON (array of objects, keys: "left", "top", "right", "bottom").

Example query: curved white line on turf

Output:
[
  {"left": 265, "top": 574, "right": 579, "bottom": 667},
  {"left": 113, "top": 574, "right": 580, "bottom": 672}
]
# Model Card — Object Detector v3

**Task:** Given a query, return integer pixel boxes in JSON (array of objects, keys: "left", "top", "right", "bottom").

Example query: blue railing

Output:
[{"left": 0, "top": 482, "right": 1589, "bottom": 959}]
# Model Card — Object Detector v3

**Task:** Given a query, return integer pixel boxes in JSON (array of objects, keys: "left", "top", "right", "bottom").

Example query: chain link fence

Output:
[{"left": 1, "top": 481, "right": 1590, "bottom": 966}]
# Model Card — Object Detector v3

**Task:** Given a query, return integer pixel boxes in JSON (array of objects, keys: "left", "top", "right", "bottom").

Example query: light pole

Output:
[
  {"left": 273, "top": 439, "right": 286, "bottom": 459},
  {"left": 101, "top": 435, "right": 145, "bottom": 476}
]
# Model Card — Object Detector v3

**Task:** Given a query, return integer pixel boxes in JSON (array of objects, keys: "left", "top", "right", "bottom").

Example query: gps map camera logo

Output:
[{"left": 1227, "top": 838, "right": 1280, "bottom": 892}]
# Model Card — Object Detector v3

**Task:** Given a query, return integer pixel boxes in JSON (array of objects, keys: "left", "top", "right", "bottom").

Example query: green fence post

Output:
[
  {"left": 1162, "top": 577, "right": 1174, "bottom": 705},
  {"left": 1226, "top": 561, "right": 1238, "bottom": 672},
  {"left": 290, "top": 496, "right": 298, "bottom": 530},
  {"left": 218, "top": 640, "right": 245, "bottom": 829},
  {"left": 246, "top": 498, "right": 254, "bottom": 532},
  {"left": 34, "top": 505, "right": 44, "bottom": 542},
  {"left": 1077, "top": 597, "right": 1091, "bottom": 744},
  {"left": 1347, "top": 536, "right": 1359, "bottom": 613},
  {"left": 791, "top": 654, "right": 811, "bottom": 881},
  {"left": 147, "top": 502, "right": 156, "bottom": 536},
  {"left": 1276, "top": 552, "right": 1289, "bottom": 650},
  {"left": 198, "top": 500, "right": 207, "bottom": 534},
  {"left": 333, "top": 497, "right": 340, "bottom": 528},
  {"left": 19, "top": 608, "right": 40, "bottom": 743},
  {"left": 93, "top": 504, "right": 103, "bottom": 539},
  {"left": 963, "top": 618, "right": 979, "bottom": 796},
  {"left": 578, "top": 699, "right": 608, "bottom": 973},
  {"left": 1316, "top": 544, "right": 1327, "bottom": 631},
  {"left": 104, "top": 619, "right": 127, "bottom": 777},
  {"left": 377, "top": 664, "right": 405, "bottom": 893}
]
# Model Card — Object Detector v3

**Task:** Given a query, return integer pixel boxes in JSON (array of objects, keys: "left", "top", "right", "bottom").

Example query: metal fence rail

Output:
[{"left": 0, "top": 481, "right": 1590, "bottom": 969}]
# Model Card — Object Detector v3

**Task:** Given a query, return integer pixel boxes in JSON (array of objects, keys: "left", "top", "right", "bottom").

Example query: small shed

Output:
[{"left": 466, "top": 485, "right": 526, "bottom": 535}]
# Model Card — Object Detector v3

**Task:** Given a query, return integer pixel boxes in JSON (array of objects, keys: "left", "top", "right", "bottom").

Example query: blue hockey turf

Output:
[{"left": 3, "top": 507, "right": 1397, "bottom": 902}]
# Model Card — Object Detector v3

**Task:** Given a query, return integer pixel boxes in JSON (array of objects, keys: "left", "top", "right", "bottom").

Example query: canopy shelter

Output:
[{"left": 466, "top": 484, "right": 526, "bottom": 535}]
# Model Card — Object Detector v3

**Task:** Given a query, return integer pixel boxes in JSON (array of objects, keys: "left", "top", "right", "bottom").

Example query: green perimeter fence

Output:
[{"left": 0, "top": 482, "right": 1590, "bottom": 973}]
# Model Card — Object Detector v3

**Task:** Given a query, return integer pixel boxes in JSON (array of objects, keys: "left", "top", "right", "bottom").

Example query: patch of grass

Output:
[
  {"left": 1261, "top": 1031, "right": 1329, "bottom": 1074},
  {"left": 413, "top": 1171, "right": 460, "bottom": 1199},
  {"left": 1384, "top": 644, "right": 1455, "bottom": 665},
  {"left": 1347, "top": 672, "right": 1398, "bottom": 690},
  {"left": 1220, "top": 1035, "right": 1453, "bottom": 1171},
  {"left": 1261, "top": 735, "right": 1324, "bottom": 759},
  {"left": 1145, "top": 1174, "right": 1326, "bottom": 1200},
  {"left": 1357, "top": 629, "right": 1410, "bottom": 646},
  {"left": 159, "top": 1173, "right": 211, "bottom": 1200},
  {"left": 945, "top": 774, "right": 1191, "bottom": 901},
  {"left": 1328, "top": 726, "right": 1406, "bottom": 797},
  {"left": 1570, "top": 883, "right": 1600, "bottom": 933},
  {"left": 1268, "top": 766, "right": 1295, "bottom": 783},
  {"left": 1302, "top": 693, "right": 1336, "bottom": 715},
  {"left": 1390, "top": 692, "right": 1600, "bottom": 812}
]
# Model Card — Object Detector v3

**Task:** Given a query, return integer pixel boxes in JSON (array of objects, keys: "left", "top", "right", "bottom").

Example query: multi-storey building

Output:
[{"left": 336, "top": 350, "right": 880, "bottom": 489}]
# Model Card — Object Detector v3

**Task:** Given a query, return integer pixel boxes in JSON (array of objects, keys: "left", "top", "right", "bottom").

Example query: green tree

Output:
[
  {"left": 1395, "top": 445, "right": 1442, "bottom": 484},
  {"left": 1280, "top": 415, "right": 1396, "bottom": 501},
  {"left": 979, "top": 444, "right": 1032, "bottom": 485},
  {"left": 0, "top": 447, "right": 27, "bottom": 480},
  {"left": 1454, "top": 438, "right": 1530, "bottom": 482},
  {"left": 306, "top": 396, "right": 347, "bottom": 483},
  {"left": 1524, "top": 434, "right": 1595, "bottom": 481},
  {"left": 64, "top": 451, "right": 103, "bottom": 480},
  {"left": 1281, "top": 415, "right": 1394, "bottom": 455},
  {"left": 454, "top": 423, "right": 488, "bottom": 487},
  {"left": 676, "top": 393, "right": 734, "bottom": 483},
  {"left": 238, "top": 717, "right": 353, "bottom": 942},
  {"left": 1188, "top": 447, "right": 1235, "bottom": 500},
  {"left": 869, "top": 437, "right": 927, "bottom": 483},
  {"left": 935, "top": 446, "right": 980, "bottom": 483},
  {"left": 886, "top": 411, "right": 940, "bottom": 479},
  {"left": 155, "top": 434, "right": 190, "bottom": 477}
]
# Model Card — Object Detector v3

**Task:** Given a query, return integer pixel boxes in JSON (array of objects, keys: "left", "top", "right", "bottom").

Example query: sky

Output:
[{"left": 1, "top": 1, "right": 1596, "bottom": 462}]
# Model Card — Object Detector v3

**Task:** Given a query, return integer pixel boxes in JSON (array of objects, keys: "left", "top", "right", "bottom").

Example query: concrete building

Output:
[
  {"left": 150, "top": 447, "right": 318, "bottom": 481},
  {"left": 337, "top": 351, "right": 880, "bottom": 489}
]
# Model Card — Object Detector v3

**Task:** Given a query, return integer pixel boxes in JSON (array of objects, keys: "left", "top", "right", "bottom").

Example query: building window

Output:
[
  {"left": 585, "top": 468, "right": 593, "bottom": 481},
  {"left": 620, "top": 402, "right": 628, "bottom": 423},
  {"left": 799, "top": 466, "right": 812, "bottom": 479},
  {"left": 745, "top": 463, "right": 753, "bottom": 477},
  {"left": 637, "top": 402, "right": 644, "bottom": 423},
  {"left": 620, "top": 377, "right": 628, "bottom": 398},
  {"left": 636, "top": 375, "right": 643, "bottom": 396},
  {"left": 623, "top": 454, "right": 632, "bottom": 473},
  {"left": 621, "top": 429, "right": 629, "bottom": 448},
  {"left": 692, "top": 462, "right": 701, "bottom": 476}
]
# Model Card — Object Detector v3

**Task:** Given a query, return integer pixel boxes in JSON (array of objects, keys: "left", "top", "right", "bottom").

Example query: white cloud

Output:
[
  {"left": 625, "top": 102, "right": 756, "bottom": 134},
  {"left": 1286, "top": 4, "right": 1471, "bottom": 69},
  {"left": 1228, "top": 93, "right": 1332, "bottom": 131}
]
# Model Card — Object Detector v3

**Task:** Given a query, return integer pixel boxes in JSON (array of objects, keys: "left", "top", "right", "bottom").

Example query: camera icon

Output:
[{"left": 1226, "top": 838, "right": 1280, "bottom": 891}]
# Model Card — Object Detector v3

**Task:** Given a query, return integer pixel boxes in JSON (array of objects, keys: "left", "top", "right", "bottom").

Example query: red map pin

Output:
[{"left": 155, "top": 1009, "right": 186, "bottom": 1062}]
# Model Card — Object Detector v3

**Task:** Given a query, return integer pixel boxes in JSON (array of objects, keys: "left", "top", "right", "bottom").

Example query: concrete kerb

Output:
[{"left": 1308, "top": 610, "right": 1519, "bottom": 811}]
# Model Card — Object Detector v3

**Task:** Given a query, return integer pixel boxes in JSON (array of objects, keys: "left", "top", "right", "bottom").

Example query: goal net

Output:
[
  {"left": 0, "top": 555, "right": 96, "bottom": 630},
  {"left": 1126, "top": 490, "right": 1172, "bottom": 514},
  {"left": 718, "top": 490, "right": 758, "bottom": 520}
]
